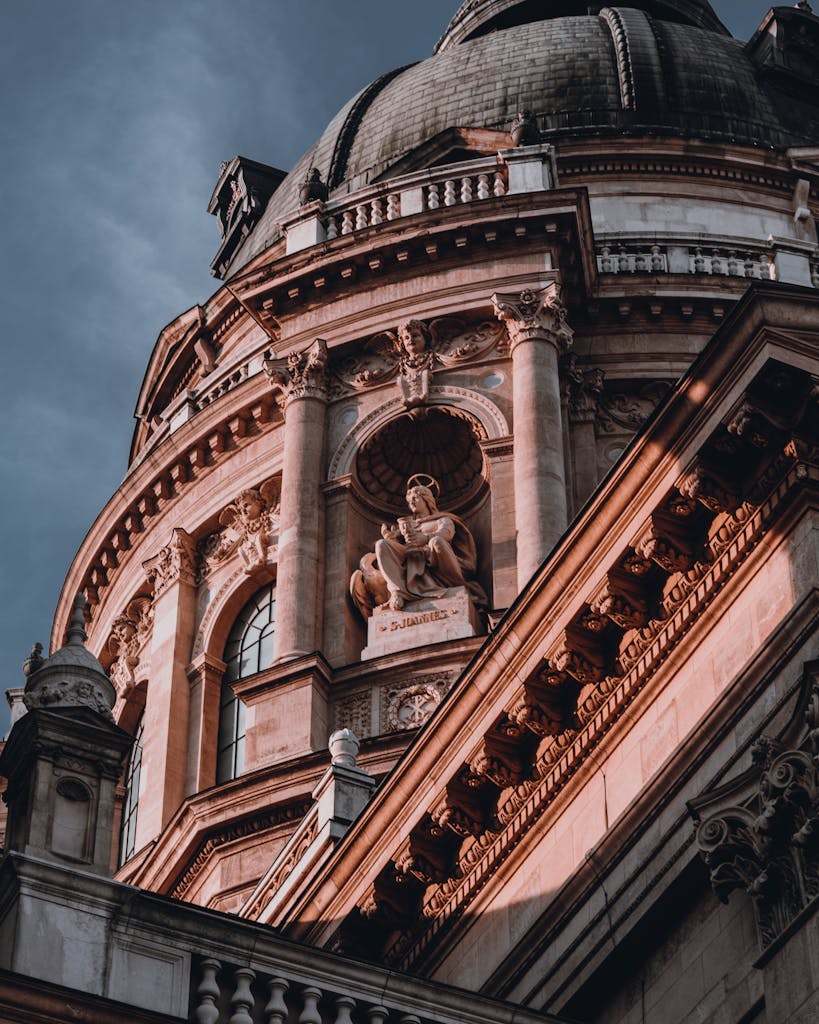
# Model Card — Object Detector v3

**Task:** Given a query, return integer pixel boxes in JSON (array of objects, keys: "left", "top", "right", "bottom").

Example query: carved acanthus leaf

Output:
[
  {"left": 264, "top": 338, "right": 328, "bottom": 406},
  {"left": 143, "top": 529, "right": 198, "bottom": 597},
  {"left": 492, "top": 284, "right": 573, "bottom": 353}
]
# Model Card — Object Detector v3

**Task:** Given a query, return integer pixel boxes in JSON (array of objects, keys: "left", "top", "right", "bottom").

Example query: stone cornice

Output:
[{"left": 273, "top": 284, "right": 819, "bottom": 960}]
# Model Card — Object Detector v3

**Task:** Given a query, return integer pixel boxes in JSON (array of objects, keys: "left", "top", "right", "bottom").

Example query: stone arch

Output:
[
  {"left": 328, "top": 385, "right": 509, "bottom": 482},
  {"left": 193, "top": 563, "right": 278, "bottom": 663}
]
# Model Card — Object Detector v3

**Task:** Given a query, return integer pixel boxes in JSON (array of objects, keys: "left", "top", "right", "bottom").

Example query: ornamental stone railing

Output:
[
  {"left": 281, "top": 146, "right": 557, "bottom": 256},
  {"left": 0, "top": 851, "right": 568, "bottom": 1024},
  {"left": 596, "top": 238, "right": 819, "bottom": 287}
]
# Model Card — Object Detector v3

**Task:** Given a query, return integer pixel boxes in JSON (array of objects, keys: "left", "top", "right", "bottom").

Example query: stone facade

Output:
[{"left": 2, "top": 3, "right": 819, "bottom": 1024}]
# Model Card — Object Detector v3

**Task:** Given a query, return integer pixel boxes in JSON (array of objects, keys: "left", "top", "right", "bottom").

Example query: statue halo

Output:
[{"left": 406, "top": 474, "right": 441, "bottom": 500}]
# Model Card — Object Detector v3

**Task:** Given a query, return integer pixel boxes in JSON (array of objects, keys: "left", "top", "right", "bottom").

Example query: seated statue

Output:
[{"left": 350, "top": 475, "right": 487, "bottom": 618}]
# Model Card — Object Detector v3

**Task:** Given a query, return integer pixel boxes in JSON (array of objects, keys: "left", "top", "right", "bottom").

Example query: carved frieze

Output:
[
  {"left": 596, "top": 382, "right": 672, "bottom": 435},
  {"left": 331, "top": 317, "right": 506, "bottom": 408},
  {"left": 561, "top": 353, "right": 605, "bottom": 424},
  {"left": 264, "top": 338, "right": 329, "bottom": 407},
  {"left": 143, "top": 528, "right": 198, "bottom": 598},
  {"left": 201, "top": 478, "right": 281, "bottom": 575}
]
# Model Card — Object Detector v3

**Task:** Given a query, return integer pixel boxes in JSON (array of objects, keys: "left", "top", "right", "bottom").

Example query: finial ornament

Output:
[
  {"left": 66, "top": 593, "right": 88, "bottom": 645},
  {"left": 796, "top": 1, "right": 813, "bottom": 13},
  {"left": 22, "top": 643, "right": 44, "bottom": 677}
]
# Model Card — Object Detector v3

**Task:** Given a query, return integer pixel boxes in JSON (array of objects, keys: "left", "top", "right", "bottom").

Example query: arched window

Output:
[
  {"left": 118, "top": 716, "right": 144, "bottom": 866},
  {"left": 217, "top": 583, "right": 277, "bottom": 783}
]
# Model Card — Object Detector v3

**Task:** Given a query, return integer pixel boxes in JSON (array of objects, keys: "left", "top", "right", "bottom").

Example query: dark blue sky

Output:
[{"left": 0, "top": 1, "right": 777, "bottom": 731}]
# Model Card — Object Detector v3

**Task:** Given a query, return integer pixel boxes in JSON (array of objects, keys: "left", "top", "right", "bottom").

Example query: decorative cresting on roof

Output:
[
  {"left": 689, "top": 662, "right": 819, "bottom": 953},
  {"left": 23, "top": 594, "right": 117, "bottom": 722},
  {"left": 434, "top": 0, "right": 728, "bottom": 53}
]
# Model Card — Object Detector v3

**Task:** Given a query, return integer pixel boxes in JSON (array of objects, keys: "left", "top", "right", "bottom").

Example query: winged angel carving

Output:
[
  {"left": 333, "top": 317, "right": 506, "bottom": 407},
  {"left": 203, "top": 479, "right": 281, "bottom": 573}
]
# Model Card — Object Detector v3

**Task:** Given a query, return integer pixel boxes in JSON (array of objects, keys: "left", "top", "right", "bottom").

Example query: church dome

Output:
[{"left": 229, "top": 1, "right": 819, "bottom": 276}]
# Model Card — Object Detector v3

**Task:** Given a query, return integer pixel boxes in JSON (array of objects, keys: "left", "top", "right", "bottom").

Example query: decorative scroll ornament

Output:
[
  {"left": 596, "top": 382, "right": 672, "bottom": 435},
  {"left": 689, "top": 664, "right": 819, "bottom": 951},
  {"left": 143, "top": 528, "right": 198, "bottom": 597},
  {"left": 202, "top": 478, "right": 281, "bottom": 574},
  {"left": 106, "top": 597, "right": 153, "bottom": 697},
  {"left": 264, "top": 338, "right": 328, "bottom": 407},
  {"left": 492, "top": 284, "right": 574, "bottom": 353},
  {"left": 332, "top": 317, "right": 507, "bottom": 408},
  {"left": 561, "top": 352, "right": 605, "bottom": 424}
]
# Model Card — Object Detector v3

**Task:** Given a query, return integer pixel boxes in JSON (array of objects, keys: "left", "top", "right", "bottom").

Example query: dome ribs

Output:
[{"left": 328, "top": 65, "right": 416, "bottom": 191}]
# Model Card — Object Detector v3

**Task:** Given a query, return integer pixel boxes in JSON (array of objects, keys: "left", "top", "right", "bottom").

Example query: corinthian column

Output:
[
  {"left": 264, "top": 339, "right": 329, "bottom": 660},
  {"left": 493, "top": 285, "right": 573, "bottom": 589}
]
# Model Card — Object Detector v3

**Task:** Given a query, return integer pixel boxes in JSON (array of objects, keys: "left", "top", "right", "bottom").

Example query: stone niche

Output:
[{"left": 348, "top": 408, "right": 491, "bottom": 660}]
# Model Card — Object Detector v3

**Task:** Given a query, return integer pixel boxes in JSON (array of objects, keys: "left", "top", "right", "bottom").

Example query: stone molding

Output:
[
  {"left": 690, "top": 662, "right": 819, "bottom": 953},
  {"left": 143, "top": 528, "right": 198, "bottom": 598},
  {"left": 492, "top": 284, "right": 574, "bottom": 355},
  {"left": 264, "top": 339, "right": 329, "bottom": 408}
]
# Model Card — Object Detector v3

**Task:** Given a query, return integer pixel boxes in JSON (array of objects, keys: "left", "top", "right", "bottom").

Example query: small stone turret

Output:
[{"left": 0, "top": 595, "right": 133, "bottom": 874}]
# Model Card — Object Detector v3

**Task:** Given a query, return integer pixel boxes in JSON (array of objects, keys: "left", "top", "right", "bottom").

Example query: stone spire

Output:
[
  {"left": 23, "top": 593, "right": 117, "bottom": 722},
  {"left": 0, "top": 594, "right": 132, "bottom": 874}
]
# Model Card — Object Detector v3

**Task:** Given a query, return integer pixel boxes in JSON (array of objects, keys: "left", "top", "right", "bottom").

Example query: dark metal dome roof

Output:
[
  {"left": 435, "top": 0, "right": 729, "bottom": 52},
  {"left": 227, "top": 4, "right": 819, "bottom": 277}
]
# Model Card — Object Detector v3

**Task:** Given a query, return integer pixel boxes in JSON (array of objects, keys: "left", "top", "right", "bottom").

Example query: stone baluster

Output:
[
  {"left": 341, "top": 211, "right": 355, "bottom": 235},
  {"left": 460, "top": 176, "right": 473, "bottom": 203},
  {"left": 334, "top": 996, "right": 356, "bottom": 1024},
  {"left": 744, "top": 253, "right": 758, "bottom": 278},
  {"left": 494, "top": 285, "right": 574, "bottom": 588},
  {"left": 265, "top": 978, "right": 289, "bottom": 1024},
  {"left": 264, "top": 340, "right": 328, "bottom": 660},
  {"left": 299, "top": 987, "right": 323, "bottom": 1024},
  {"left": 727, "top": 251, "right": 739, "bottom": 276},
  {"left": 399, "top": 1016, "right": 420, "bottom": 1024},
  {"left": 386, "top": 193, "right": 400, "bottom": 220},
  {"left": 371, "top": 198, "right": 383, "bottom": 225},
  {"left": 229, "top": 968, "right": 256, "bottom": 1024},
  {"left": 194, "top": 959, "right": 222, "bottom": 1024},
  {"left": 599, "top": 246, "right": 612, "bottom": 273},
  {"left": 693, "top": 247, "right": 705, "bottom": 273},
  {"left": 326, "top": 217, "right": 339, "bottom": 239},
  {"left": 427, "top": 183, "right": 440, "bottom": 210},
  {"left": 355, "top": 204, "right": 368, "bottom": 230},
  {"left": 493, "top": 170, "right": 506, "bottom": 196},
  {"left": 477, "top": 173, "right": 490, "bottom": 200},
  {"left": 635, "top": 251, "right": 647, "bottom": 272},
  {"left": 651, "top": 244, "right": 664, "bottom": 271},
  {"left": 618, "top": 247, "right": 629, "bottom": 273},
  {"left": 368, "top": 1006, "right": 389, "bottom": 1024},
  {"left": 443, "top": 179, "right": 457, "bottom": 206}
]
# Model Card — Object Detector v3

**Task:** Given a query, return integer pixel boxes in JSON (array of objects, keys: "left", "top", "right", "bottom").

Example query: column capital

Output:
[
  {"left": 187, "top": 651, "right": 227, "bottom": 685},
  {"left": 143, "top": 527, "right": 198, "bottom": 597},
  {"left": 264, "top": 338, "right": 329, "bottom": 410},
  {"left": 492, "top": 284, "right": 573, "bottom": 355}
]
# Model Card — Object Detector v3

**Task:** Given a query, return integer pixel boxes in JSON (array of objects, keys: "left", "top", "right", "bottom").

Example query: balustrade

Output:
[
  {"left": 190, "top": 957, "right": 557, "bottom": 1024},
  {"left": 596, "top": 243, "right": 780, "bottom": 280},
  {"left": 322, "top": 160, "right": 508, "bottom": 240}
]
